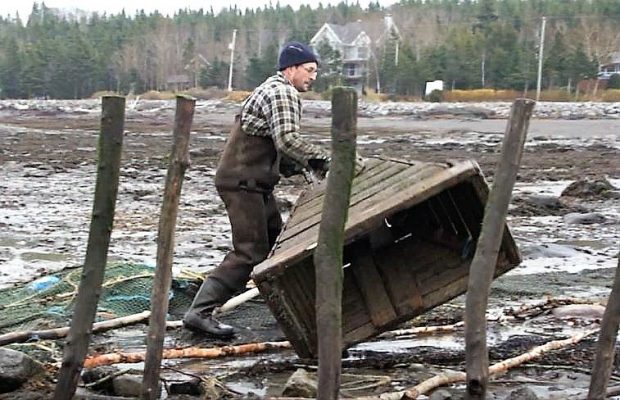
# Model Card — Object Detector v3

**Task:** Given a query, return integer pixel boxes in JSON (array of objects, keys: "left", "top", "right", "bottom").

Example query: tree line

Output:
[{"left": 0, "top": 0, "right": 618, "bottom": 99}]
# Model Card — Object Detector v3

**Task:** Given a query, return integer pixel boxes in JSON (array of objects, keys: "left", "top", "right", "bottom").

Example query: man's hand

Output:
[
  {"left": 280, "top": 155, "right": 305, "bottom": 177},
  {"left": 307, "top": 158, "right": 329, "bottom": 179}
]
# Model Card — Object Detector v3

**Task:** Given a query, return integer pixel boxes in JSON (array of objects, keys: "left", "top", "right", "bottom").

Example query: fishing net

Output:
[{"left": 0, "top": 263, "right": 200, "bottom": 334}]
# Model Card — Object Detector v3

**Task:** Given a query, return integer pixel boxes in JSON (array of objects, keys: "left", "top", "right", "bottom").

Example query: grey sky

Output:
[{"left": 1, "top": 0, "right": 396, "bottom": 19}]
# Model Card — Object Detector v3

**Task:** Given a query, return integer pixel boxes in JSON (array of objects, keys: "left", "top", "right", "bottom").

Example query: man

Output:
[{"left": 184, "top": 41, "right": 364, "bottom": 338}]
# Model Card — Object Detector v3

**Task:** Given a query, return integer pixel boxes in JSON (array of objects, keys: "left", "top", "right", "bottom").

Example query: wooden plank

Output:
[
  {"left": 341, "top": 267, "right": 374, "bottom": 335},
  {"left": 283, "top": 259, "right": 317, "bottom": 349},
  {"left": 279, "top": 163, "right": 443, "bottom": 246},
  {"left": 257, "top": 279, "right": 314, "bottom": 358},
  {"left": 293, "top": 157, "right": 386, "bottom": 208},
  {"left": 343, "top": 323, "right": 378, "bottom": 346},
  {"left": 469, "top": 175, "right": 521, "bottom": 265},
  {"left": 372, "top": 238, "right": 424, "bottom": 316},
  {"left": 284, "top": 161, "right": 412, "bottom": 231},
  {"left": 348, "top": 242, "right": 397, "bottom": 328},
  {"left": 340, "top": 161, "right": 480, "bottom": 250}
]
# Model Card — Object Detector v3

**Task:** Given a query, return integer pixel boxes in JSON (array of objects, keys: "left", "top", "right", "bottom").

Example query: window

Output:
[{"left": 345, "top": 64, "right": 356, "bottom": 77}]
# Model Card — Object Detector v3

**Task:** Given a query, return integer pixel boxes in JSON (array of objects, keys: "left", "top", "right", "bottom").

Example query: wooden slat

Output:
[
  {"left": 257, "top": 279, "right": 314, "bottom": 358},
  {"left": 293, "top": 157, "right": 386, "bottom": 208},
  {"left": 341, "top": 268, "right": 374, "bottom": 334},
  {"left": 279, "top": 163, "right": 443, "bottom": 246},
  {"left": 348, "top": 242, "right": 397, "bottom": 328},
  {"left": 373, "top": 238, "right": 424, "bottom": 316},
  {"left": 284, "top": 161, "right": 411, "bottom": 230},
  {"left": 469, "top": 174, "right": 522, "bottom": 265}
]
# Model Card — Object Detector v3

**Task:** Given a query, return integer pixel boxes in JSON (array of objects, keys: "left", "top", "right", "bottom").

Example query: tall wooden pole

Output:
[
  {"left": 314, "top": 87, "right": 358, "bottom": 400},
  {"left": 536, "top": 16, "right": 546, "bottom": 101},
  {"left": 141, "top": 95, "right": 196, "bottom": 399},
  {"left": 53, "top": 96, "right": 125, "bottom": 400},
  {"left": 465, "top": 98, "right": 535, "bottom": 400},
  {"left": 588, "top": 255, "right": 620, "bottom": 399}
]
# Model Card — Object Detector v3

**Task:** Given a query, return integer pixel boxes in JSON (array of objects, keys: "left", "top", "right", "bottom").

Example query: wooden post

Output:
[
  {"left": 314, "top": 87, "right": 357, "bottom": 400},
  {"left": 141, "top": 95, "right": 195, "bottom": 400},
  {"left": 588, "top": 255, "right": 620, "bottom": 399},
  {"left": 53, "top": 96, "right": 125, "bottom": 400},
  {"left": 464, "top": 98, "right": 535, "bottom": 400}
]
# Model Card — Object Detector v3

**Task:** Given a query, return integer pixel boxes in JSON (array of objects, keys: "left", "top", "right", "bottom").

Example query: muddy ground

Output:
[{"left": 0, "top": 101, "right": 619, "bottom": 399}]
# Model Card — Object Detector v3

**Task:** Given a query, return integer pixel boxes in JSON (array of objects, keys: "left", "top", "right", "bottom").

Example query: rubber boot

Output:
[{"left": 183, "top": 278, "right": 235, "bottom": 338}]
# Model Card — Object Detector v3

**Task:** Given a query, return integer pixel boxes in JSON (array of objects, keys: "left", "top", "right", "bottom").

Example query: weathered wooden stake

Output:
[
  {"left": 53, "top": 96, "right": 125, "bottom": 400},
  {"left": 141, "top": 95, "right": 195, "bottom": 400},
  {"left": 587, "top": 255, "right": 620, "bottom": 399},
  {"left": 464, "top": 98, "right": 535, "bottom": 400},
  {"left": 314, "top": 87, "right": 358, "bottom": 400}
]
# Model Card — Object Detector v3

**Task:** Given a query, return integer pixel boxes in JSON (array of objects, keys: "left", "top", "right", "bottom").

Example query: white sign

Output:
[{"left": 425, "top": 80, "right": 444, "bottom": 95}]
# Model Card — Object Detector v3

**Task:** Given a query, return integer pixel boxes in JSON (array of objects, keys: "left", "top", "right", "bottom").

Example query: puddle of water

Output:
[{"left": 19, "top": 251, "right": 68, "bottom": 262}]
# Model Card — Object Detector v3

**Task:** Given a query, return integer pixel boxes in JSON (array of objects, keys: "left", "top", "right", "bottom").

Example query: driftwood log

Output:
[
  {"left": 82, "top": 341, "right": 292, "bottom": 368},
  {"left": 352, "top": 328, "right": 598, "bottom": 400}
]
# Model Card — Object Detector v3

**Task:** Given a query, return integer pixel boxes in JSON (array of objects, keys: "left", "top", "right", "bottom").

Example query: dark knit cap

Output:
[{"left": 277, "top": 41, "right": 319, "bottom": 71}]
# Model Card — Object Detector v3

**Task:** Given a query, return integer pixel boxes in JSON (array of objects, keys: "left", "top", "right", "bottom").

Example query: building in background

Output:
[
  {"left": 598, "top": 52, "right": 620, "bottom": 80},
  {"left": 310, "top": 15, "right": 401, "bottom": 94}
]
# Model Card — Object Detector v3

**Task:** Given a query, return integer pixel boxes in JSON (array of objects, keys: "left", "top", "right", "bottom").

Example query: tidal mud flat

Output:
[{"left": 0, "top": 99, "right": 618, "bottom": 399}]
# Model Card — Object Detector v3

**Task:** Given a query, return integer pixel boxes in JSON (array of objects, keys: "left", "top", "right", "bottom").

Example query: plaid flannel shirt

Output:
[{"left": 241, "top": 71, "right": 329, "bottom": 167}]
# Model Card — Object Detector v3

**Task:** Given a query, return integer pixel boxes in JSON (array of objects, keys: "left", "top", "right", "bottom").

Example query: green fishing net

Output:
[{"left": 0, "top": 263, "right": 200, "bottom": 334}]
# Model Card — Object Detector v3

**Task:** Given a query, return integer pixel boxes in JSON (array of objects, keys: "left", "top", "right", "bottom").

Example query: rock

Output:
[
  {"left": 560, "top": 177, "right": 617, "bottom": 199},
  {"left": 0, "top": 348, "right": 44, "bottom": 393},
  {"left": 429, "top": 388, "right": 454, "bottom": 399},
  {"left": 112, "top": 374, "right": 146, "bottom": 397},
  {"left": 169, "top": 377, "right": 204, "bottom": 396},
  {"left": 506, "top": 386, "right": 540, "bottom": 399},
  {"left": 563, "top": 212, "right": 606, "bottom": 225},
  {"left": 552, "top": 304, "right": 606, "bottom": 320},
  {"left": 282, "top": 368, "right": 317, "bottom": 398},
  {"left": 521, "top": 243, "right": 581, "bottom": 259},
  {"left": 525, "top": 195, "right": 563, "bottom": 209},
  {"left": 81, "top": 366, "right": 120, "bottom": 394}
]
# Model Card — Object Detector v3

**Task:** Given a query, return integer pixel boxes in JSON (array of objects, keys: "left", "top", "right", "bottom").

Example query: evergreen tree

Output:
[
  {"left": 199, "top": 58, "right": 230, "bottom": 89},
  {"left": 0, "top": 37, "right": 22, "bottom": 98},
  {"left": 244, "top": 43, "right": 278, "bottom": 88}
]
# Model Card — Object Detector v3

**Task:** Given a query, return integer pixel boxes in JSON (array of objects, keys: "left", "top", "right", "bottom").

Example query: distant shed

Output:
[{"left": 251, "top": 157, "right": 521, "bottom": 358}]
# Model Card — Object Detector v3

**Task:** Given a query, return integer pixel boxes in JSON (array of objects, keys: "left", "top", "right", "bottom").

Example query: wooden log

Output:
[
  {"left": 588, "top": 256, "right": 620, "bottom": 399},
  {"left": 0, "top": 311, "right": 150, "bottom": 346},
  {"left": 142, "top": 95, "right": 195, "bottom": 400},
  {"left": 377, "top": 322, "right": 464, "bottom": 339},
  {"left": 53, "top": 96, "right": 125, "bottom": 400},
  {"left": 351, "top": 329, "right": 597, "bottom": 400},
  {"left": 464, "top": 98, "right": 535, "bottom": 400},
  {"left": 83, "top": 341, "right": 292, "bottom": 368},
  {"left": 314, "top": 87, "right": 357, "bottom": 400}
]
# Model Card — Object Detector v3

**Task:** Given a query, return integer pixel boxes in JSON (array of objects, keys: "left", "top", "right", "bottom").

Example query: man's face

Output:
[{"left": 289, "top": 62, "right": 318, "bottom": 92}]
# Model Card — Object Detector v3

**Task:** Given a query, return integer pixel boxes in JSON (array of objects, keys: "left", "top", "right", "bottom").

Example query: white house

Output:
[
  {"left": 310, "top": 15, "right": 401, "bottom": 94},
  {"left": 599, "top": 52, "right": 620, "bottom": 80}
]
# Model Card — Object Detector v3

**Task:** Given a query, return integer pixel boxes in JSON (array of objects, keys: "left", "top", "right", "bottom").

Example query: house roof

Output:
[
  {"left": 602, "top": 52, "right": 620, "bottom": 66},
  {"left": 327, "top": 21, "right": 365, "bottom": 44}
]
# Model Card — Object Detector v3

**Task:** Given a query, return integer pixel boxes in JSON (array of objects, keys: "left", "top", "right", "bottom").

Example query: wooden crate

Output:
[{"left": 251, "top": 158, "right": 521, "bottom": 358}]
